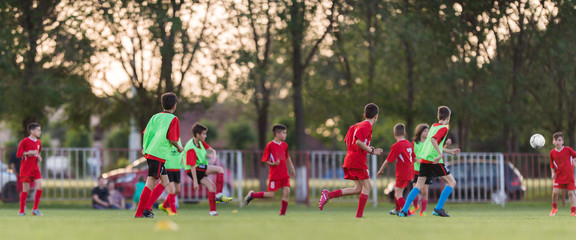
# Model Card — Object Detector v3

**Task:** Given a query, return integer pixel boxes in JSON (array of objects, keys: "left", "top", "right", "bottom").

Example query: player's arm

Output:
[
  {"left": 186, "top": 149, "right": 200, "bottom": 190},
  {"left": 207, "top": 147, "right": 217, "bottom": 164},
  {"left": 443, "top": 147, "right": 461, "bottom": 156},
  {"left": 190, "top": 165, "right": 199, "bottom": 190},
  {"left": 356, "top": 139, "right": 383, "bottom": 155},
  {"left": 287, "top": 156, "right": 296, "bottom": 176},
  {"left": 550, "top": 153, "right": 557, "bottom": 179},
  {"left": 170, "top": 140, "right": 184, "bottom": 153},
  {"left": 431, "top": 138, "right": 443, "bottom": 164},
  {"left": 377, "top": 161, "right": 390, "bottom": 177}
]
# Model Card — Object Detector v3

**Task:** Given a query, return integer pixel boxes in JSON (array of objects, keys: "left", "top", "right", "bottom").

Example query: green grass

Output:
[{"left": 0, "top": 201, "right": 573, "bottom": 240}]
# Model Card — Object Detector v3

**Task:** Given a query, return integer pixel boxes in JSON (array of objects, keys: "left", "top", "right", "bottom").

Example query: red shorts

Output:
[
  {"left": 268, "top": 178, "right": 290, "bottom": 191},
  {"left": 343, "top": 168, "right": 370, "bottom": 180},
  {"left": 395, "top": 179, "right": 411, "bottom": 188},
  {"left": 554, "top": 182, "right": 576, "bottom": 190},
  {"left": 20, "top": 168, "right": 42, "bottom": 183}
]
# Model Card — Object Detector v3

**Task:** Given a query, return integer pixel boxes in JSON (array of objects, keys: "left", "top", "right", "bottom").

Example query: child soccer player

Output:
[
  {"left": 398, "top": 106, "right": 460, "bottom": 217},
  {"left": 410, "top": 123, "right": 431, "bottom": 216},
  {"left": 377, "top": 123, "right": 415, "bottom": 215},
  {"left": 243, "top": 124, "right": 296, "bottom": 216},
  {"left": 134, "top": 92, "right": 184, "bottom": 218},
  {"left": 158, "top": 142, "right": 183, "bottom": 216},
  {"left": 17, "top": 122, "right": 44, "bottom": 216},
  {"left": 549, "top": 132, "right": 576, "bottom": 216},
  {"left": 318, "top": 103, "right": 384, "bottom": 218},
  {"left": 184, "top": 123, "right": 233, "bottom": 216}
]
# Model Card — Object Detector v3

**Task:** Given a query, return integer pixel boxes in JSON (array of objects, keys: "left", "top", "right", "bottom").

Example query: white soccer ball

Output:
[{"left": 530, "top": 134, "right": 545, "bottom": 149}]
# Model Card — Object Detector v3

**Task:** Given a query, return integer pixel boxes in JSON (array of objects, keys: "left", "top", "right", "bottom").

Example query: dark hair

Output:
[
  {"left": 364, "top": 103, "right": 379, "bottom": 119},
  {"left": 438, "top": 106, "right": 451, "bottom": 121},
  {"left": 161, "top": 92, "right": 178, "bottom": 110},
  {"left": 272, "top": 124, "right": 287, "bottom": 134},
  {"left": 192, "top": 123, "right": 208, "bottom": 137},
  {"left": 27, "top": 122, "right": 40, "bottom": 134},
  {"left": 553, "top": 132, "right": 563, "bottom": 140},
  {"left": 394, "top": 123, "right": 405, "bottom": 137},
  {"left": 413, "top": 123, "right": 430, "bottom": 143}
]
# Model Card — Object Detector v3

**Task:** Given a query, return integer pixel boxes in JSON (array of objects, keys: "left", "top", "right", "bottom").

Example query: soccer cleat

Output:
[
  {"left": 143, "top": 209, "right": 155, "bottom": 218},
  {"left": 550, "top": 208, "right": 558, "bottom": 217},
  {"left": 168, "top": 209, "right": 177, "bottom": 216},
  {"left": 158, "top": 204, "right": 170, "bottom": 214},
  {"left": 18, "top": 212, "right": 26, "bottom": 216},
  {"left": 209, "top": 211, "right": 219, "bottom": 216},
  {"left": 571, "top": 212, "right": 576, "bottom": 216},
  {"left": 244, "top": 190, "right": 254, "bottom": 206},
  {"left": 318, "top": 189, "right": 330, "bottom": 210},
  {"left": 216, "top": 193, "right": 233, "bottom": 204},
  {"left": 433, "top": 208, "right": 450, "bottom": 217},
  {"left": 31, "top": 209, "right": 43, "bottom": 216},
  {"left": 419, "top": 212, "right": 426, "bottom": 216},
  {"left": 397, "top": 211, "right": 409, "bottom": 217},
  {"left": 409, "top": 206, "right": 419, "bottom": 215},
  {"left": 388, "top": 209, "right": 397, "bottom": 215}
]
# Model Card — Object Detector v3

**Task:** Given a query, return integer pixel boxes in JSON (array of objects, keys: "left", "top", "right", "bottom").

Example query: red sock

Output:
[
  {"left": 421, "top": 199, "right": 428, "bottom": 213},
  {"left": 146, "top": 183, "right": 165, "bottom": 211},
  {"left": 553, "top": 203, "right": 558, "bottom": 209},
  {"left": 135, "top": 187, "right": 152, "bottom": 217},
  {"left": 394, "top": 198, "right": 399, "bottom": 211},
  {"left": 280, "top": 200, "right": 288, "bottom": 215},
  {"left": 329, "top": 190, "right": 342, "bottom": 199},
  {"left": 209, "top": 192, "right": 217, "bottom": 212},
  {"left": 33, "top": 189, "right": 42, "bottom": 210},
  {"left": 217, "top": 173, "right": 224, "bottom": 194},
  {"left": 572, "top": 206, "right": 576, "bottom": 214},
  {"left": 398, "top": 197, "right": 406, "bottom": 212},
  {"left": 413, "top": 196, "right": 419, "bottom": 209},
  {"left": 19, "top": 192, "right": 28, "bottom": 214},
  {"left": 162, "top": 194, "right": 170, "bottom": 209},
  {"left": 170, "top": 194, "right": 177, "bottom": 213},
  {"left": 356, "top": 194, "right": 368, "bottom": 218},
  {"left": 252, "top": 192, "right": 265, "bottom": 198}
]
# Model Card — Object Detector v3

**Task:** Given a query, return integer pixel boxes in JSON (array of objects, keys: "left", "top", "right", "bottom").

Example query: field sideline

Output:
[{"left": 0, "top": 201, "right": 573, "bottom": 240}]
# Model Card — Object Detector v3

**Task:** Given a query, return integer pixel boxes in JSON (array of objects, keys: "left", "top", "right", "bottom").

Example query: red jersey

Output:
[
  {"left": 185, "top": 141, "right": 211, "bottom": 166},
  {"left": 16, "top": 137, "right": 42, "bottom": 177},
  {"left": 386, "top": 139, "right": 415, "bottom": 181},
  {"left": 262, "top": 141, "right": 290, "bottom": 180},
  {"left": 143, "top": 113, "right": 180, "bottom": 163},
  {"left": 343, "top": 121, "right": 372, "bottom": 170},
  {"left": 550, "top": 146, "right": 576, "bottom": 184}
]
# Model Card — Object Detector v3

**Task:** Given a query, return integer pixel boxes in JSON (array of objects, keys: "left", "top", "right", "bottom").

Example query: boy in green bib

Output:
[
  {"left": 159, "top": 141, "right": 182, "bottom": 216},
  {"left": 183, "top": 123, "right": 232, "bottom": 216},
  {"left": 399, "top": 106, "right": 460, "bottom": 217}
]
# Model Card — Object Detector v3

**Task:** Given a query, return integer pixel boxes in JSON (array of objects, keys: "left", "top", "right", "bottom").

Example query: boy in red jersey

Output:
[
  {"left": 318, "top": 103, "right": 384, "bottom": 218},
  {"left": 17, "top": 122, "right": 44, "bottom": 216},
  {"left": 244, "top": 124, "right": 296, "bottom": 216},
  {"left": 134, "top": 93, "right": 184, "bottom": 218},
  {"left": 377, "top": 123, "right": 415, "bottom": 215},
  {"left": 549, "top": 132, "right": 576, "bottom": 216}
]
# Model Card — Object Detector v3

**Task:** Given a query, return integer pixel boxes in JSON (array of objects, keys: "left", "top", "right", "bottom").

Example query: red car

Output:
[{"left": 102, "top": 157, "right": 234, "bottom": 202}]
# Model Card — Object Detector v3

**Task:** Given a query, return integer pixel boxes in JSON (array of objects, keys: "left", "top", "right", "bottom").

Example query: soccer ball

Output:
[{"left": 529, "top": 134, "right": 545, "bottom": 149}]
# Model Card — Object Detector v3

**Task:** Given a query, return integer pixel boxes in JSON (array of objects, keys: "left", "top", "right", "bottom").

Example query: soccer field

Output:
[{"left": 0, "top": 201, "right": 573, "bottom": 240}]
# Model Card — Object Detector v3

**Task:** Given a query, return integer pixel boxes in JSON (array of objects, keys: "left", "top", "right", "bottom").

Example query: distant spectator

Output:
[
  {"left": 132, "top": 176, "right": 146, "bottom": 207},
  {"left": 92, "top": 177, "right": 110, "bottom": 209},
  {"left": 107, "top": 182, "right": 131, "bottom": 210}
]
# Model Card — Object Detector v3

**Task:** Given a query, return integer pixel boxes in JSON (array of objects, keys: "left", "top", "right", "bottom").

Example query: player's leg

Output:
[
  {"left": 280, "top": 186, "right": 290, "bottom": 216},
  {"left": 420, "top": 182, "right": 430, "bottom": 216},
  {"left": 355, "top": 179, "right": 371, "bottom": 218},
  {"left": 433, "top": 173, "right": 456, "bottom": 217},
  {"left": 146, "top": 174, "right": 170, "bottom": 211},
  {"left": 31, "top": 178, "right": 43, "bottom": 216},
  {"left": 568, "top": 190, "right": 576, "bottom": 216},
  {"left": 201, "top": 177, "right": 218, "bottom": 216},
  {"left": 244, "top": 178, "right": 277, "bottom": 206},
  {"left": 551, "top": 187, "right": 559, "bottom": 216},
  {"left": 19, "top": 179, "right": 30, "bottom": 215},
  {"left": 159, "top": 181, "right": 175, "bottom": 214},
  {"left": 206, "top": 165, "right": 232, "bottom": 203},
  {"left": 319, "top": 179, "right": 361, "bottom": 210},
  {"left": 399, "top": 176, "right": 426, "bottom": 216},
  {"left": 171, "top": 182, "right": 180, "bottom": 213},
  {"left": 395, "top": 187, "right": 405, "bottom": 212}
]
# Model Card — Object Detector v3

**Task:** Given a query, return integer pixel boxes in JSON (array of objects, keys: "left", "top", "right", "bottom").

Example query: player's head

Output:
[
  {"left": 437, "top": 106, "right": 451, "bottom": 122},
  {"left": 27, "top": 122, "right": 41, "bottom": 138},
  {"left": 272, "top": 124, "right": 287, "bottom": 141},
  {"left": 553, "top": 132, "right": 564, "bottom": 148},
  {"left": 413, "top": 123, "right": 430, "bottom": 143},
  {"left": 364, "top": 103, "right": 379, "bottom": 120},
  {"left": 161, "top": 92, "right": 178, "bottom": 111},
  {"left": 192, "top": 122, "right": 208, "bottom": 140},
  {"left": 394, "top": 123, "right": 405, "bottom": 138}
]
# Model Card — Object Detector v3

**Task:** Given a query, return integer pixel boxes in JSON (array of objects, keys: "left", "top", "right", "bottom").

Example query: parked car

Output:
[
  {"left": 0, "top": 161, "right": 18, "bottom": 202},
  {"left": 102, "top": 157, "right": 234, "bottom": 202},
  {"left": 384, "top": 160, "right": 526, "bottom": 201}
]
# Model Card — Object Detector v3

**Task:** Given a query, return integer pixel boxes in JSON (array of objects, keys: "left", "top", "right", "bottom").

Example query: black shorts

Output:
[
  {"left": 167, "top": 170, "right": 181, "bottom": 184},
  {"left": 147, "top": 159, "right": 167, "bottom": 178},
  {"left": 419, "top": 163, "right": 451, "bottom": 178},
  {"left": 412, "top": 174, "right": 433, "bottom": 185},
  {"left": 186, "top": 164, "right": 207, "bottom": 184}
]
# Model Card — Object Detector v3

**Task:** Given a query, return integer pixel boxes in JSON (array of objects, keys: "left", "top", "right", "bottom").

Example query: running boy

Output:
[
  {"left": 549, "top": 132, "right": 576, "bottom": 216},
  {"left": 184, "top": 123, "right": 233, "bottom": 216},
  {"left": 244, "top": 124, "right": 296, "bottom": 216},
  {"left": 318, "top": 103, "right": 384, "bottom": 218},
  {"left": 17, "top": 122, "right": 44, "bottom": 216},
  {"left": 398, "top": 106, "right": 460, "bottom": 217},
  {"left": 134, "top": 92, "right": 184, "bottom": 218},
  {"left": 377, "top": 123, "right": 415, "bottom": 215},
  {"left": 158, "top": 142, "right": 183, "bottom": 216}
]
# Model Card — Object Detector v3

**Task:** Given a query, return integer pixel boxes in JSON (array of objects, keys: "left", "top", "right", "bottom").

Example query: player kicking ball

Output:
[{"left": 548, "top": 132, "right": 576, "bottom": 216}]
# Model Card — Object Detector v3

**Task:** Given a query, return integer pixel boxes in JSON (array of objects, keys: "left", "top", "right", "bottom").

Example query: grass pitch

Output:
[{"left": 0, "top": 200, "right": 573, "bottom": 240}]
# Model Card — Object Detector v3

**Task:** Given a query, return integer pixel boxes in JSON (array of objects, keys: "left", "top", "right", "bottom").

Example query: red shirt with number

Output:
[
  {"left": 549, "top": 146, "right": 576, "bottom": 184},
  {"left": 386, "top": 139, "right": 415, "bottom": 181},
  {"left": 16, "top": 137, "right": 42, "bottom": 177},
  {"left": 343, "top": 121, "right": 372, "bottom": 170},
  {"left": 261, "top": 141, "right": 290, "bottom": 180}
]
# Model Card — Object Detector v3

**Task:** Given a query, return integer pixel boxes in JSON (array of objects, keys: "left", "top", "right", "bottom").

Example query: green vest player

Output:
[
  {"left": 409, "top": 123, "right": 430, "bottom": 216},
  {"left": 399, "top": 106, "right": 460, "bottom": 217},
  {"left": 183, "top": 123, "right": 232, "bottom": 216},
  {"left": 158, "top": 139, "right": 182, "bottom": 215},
  {"left": 134, "top": 92, "right": 184, "bottom": 219}
]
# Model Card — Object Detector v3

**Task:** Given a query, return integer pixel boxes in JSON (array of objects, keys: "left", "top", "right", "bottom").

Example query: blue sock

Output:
[
  {"left": 401, "top": 187, "right": 420, "bottom": 213},
  {"left": 435, "top": 186, "right": 453, "bottom": 210}
]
